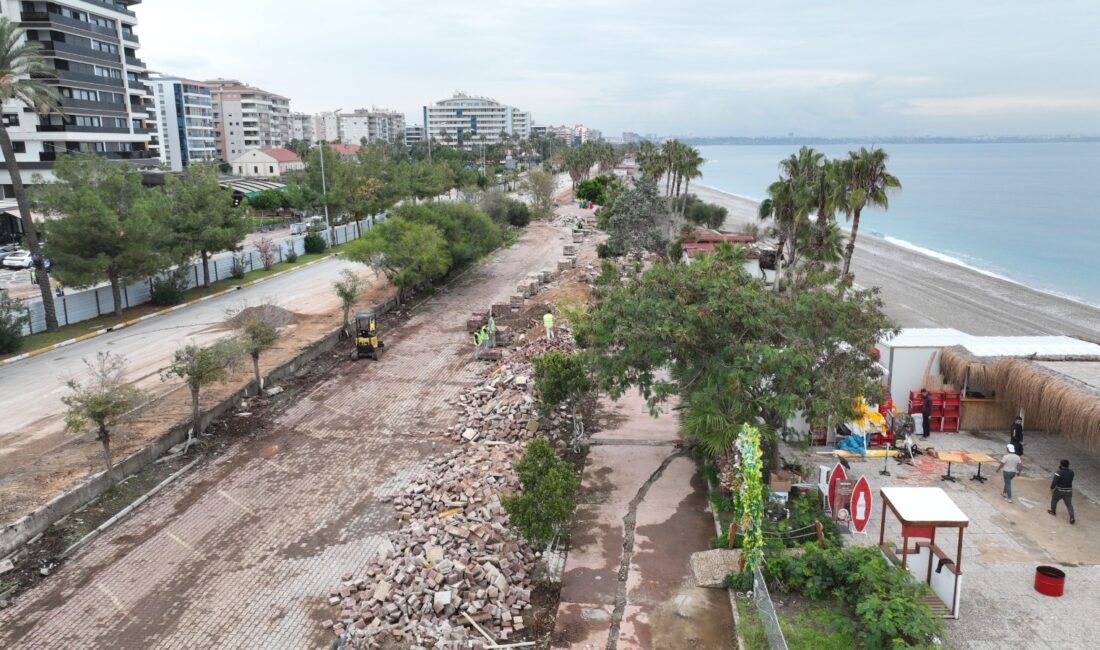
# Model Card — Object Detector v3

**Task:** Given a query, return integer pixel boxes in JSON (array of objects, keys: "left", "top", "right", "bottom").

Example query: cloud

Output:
[{"left": 897, "top": 95, "right": 1100, "bottom": 116}]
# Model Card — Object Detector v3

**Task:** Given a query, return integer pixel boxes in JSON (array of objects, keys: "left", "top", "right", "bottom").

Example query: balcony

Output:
[
  {"left": 36, "top": 124, "right": 130, "bottom": 134},
  {"left": 39, "top": 149, "right": 156, "bottom": 163},
  {"left": 61, "top": 97, "right": 128, "bottom": 112},
  {"left": 41, "top": 40, "right": 120, "bottom": 64},
  {"left": 125, "top": 56, "right": 146, "bottom": 69},
  {"left": 20, "top": 11, "right": 119, "bottom": 38},
  {"left": 127, "top": 81, "right": 149, "bottom": 93},
  {"left": 56, "top": 69, "right": 125, "bottom": 88},
  {"left": 121, "top": 29, "right": 139, "bottom": 44},
  {"left": 84, "top": 0, "right": 137, "bottom": 17}
]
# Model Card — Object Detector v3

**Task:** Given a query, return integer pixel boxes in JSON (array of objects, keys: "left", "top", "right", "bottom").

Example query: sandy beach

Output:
[{"left": 695, "top": 184, "right": 1100, "bottom": 340}]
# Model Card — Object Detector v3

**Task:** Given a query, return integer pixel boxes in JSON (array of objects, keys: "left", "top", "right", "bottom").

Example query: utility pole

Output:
[{"left": 318, "top": 108, "right": 342, "bottom": 245}]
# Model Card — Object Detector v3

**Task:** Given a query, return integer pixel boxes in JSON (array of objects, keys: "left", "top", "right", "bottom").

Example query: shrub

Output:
[
  {"left": 392, "top": 202, "right": 501, "bottom": 269},
  {"left": 254, "top": 237, "right": 277, "bottom": 271},
  {"left": 506, "top": 200, "right": 531, "bottom": 227},
  {"left": 0, "top": 292, "right": 29, "bottom": 354},
  {"left": 150, "top": 267, "right": 191, "bottom": 306},
  {"left": 284, "top": 244, "right": 298, "bottom": 263},
  {"left": 684, "top": 195, "right": 729, "bottom": 230},
  {"left": 596, "top": 240, "right": 625, "bottom": 259},
  {"left": 575, "top": 175, "right": 621, "bottom": 205},
  {"left": 503, "top": 437, "right": 578, "bottom": 546},
  {"left": 229, "top": 253, "right": 247, "bottom": 279},
  {"left": 303, "top": 231, "right": 327, "bottom": 254},
  {"left": 531, "top": 350, "right": 592, "bottom": 417}
]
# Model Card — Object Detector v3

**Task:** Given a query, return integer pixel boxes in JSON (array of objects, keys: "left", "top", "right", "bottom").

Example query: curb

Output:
[
  {"left": 1, "top": 253, "right": 341, "bottom": 368},
  {"left": 705, "top": 471, "right": 745, "bottom": 650}
]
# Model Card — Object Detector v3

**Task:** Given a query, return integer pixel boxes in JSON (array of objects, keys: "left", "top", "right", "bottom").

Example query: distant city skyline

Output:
[{"left": 139, "top": 0, "right": 1100, "bottom": 138}]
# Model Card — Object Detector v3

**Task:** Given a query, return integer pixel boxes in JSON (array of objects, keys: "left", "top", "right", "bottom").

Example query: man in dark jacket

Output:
[
  {"left": 1010, "top": 416, "right": 1024, "bottom": 456},
  {"left": 920, "top": 389, "right": 932, "bottom": 439},
  {"left": 1048, "top": 459, "right": 1076, "bottom": 524}
]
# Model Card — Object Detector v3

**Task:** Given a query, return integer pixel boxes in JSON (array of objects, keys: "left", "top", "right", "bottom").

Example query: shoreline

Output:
[{"left": 692, "top": 183, "right": 1100, "bottom": 341}]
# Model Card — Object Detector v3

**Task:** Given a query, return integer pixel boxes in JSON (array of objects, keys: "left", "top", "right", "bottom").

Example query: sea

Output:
[{"left": 696, "top": 142, "right": 1100, "bottom": 307}]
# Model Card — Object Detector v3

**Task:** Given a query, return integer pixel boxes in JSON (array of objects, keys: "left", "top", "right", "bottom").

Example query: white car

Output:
[
  {"left": 2, "top": 250, "right": 34, "bottom": 268},
  {"left": 0, "top": 244, "right": 21, "bottom": 262}
]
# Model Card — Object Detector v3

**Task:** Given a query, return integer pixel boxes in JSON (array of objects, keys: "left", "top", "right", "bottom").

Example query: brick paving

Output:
[{"left": 0, "top": 223, "right": 567, "bottom": 649}]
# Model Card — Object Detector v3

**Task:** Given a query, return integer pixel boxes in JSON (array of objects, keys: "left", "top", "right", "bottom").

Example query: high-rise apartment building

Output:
[
  {"left": 206, "top": 79, "right": 290, "bottom": 161},
  {"left": 0, "top": 0, "right": 158, "bottom": 195},
  {"left": 289, "top": 112, "right": 313, "bottom": 143},
  {"left": 404, "top": 125, "right": 424, "bottom": 146},
  {"left": 423, "top": 93, "right": 531, "bottom": 147},
  {"left": 338, "top": 109, "right": 405, "bottom": 145},
  {"left": 310, "top": 111, "right": 340, "bottom": 144},
  {"left": 149, "top": 75, "right": 215, "bottom": 171}
]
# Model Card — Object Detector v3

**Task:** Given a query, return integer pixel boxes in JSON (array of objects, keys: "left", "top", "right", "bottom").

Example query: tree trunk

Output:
[
  {"left": 98, "top": 426, "right": 115, "bottom": 485},
  {"left": 842, "top": 207, "right": 862, "bottom": 276},
  {"left": 682, "top": 179, "right": 691, "bottom": 217},
  {"left": 108, "top": 269, "right": 123, "bottom": 317},
  {"left": 812, "top": 207, "right": 828, "bottom": 263},
  {"left": 252, "top": 353, "right": 262, "bottom": 391},
  {"left": 0, "top": 124, "right": 59, "bottom": 331},
  {"left": 201, "top": 250, "right": 211, "bottom": 287},
  {"left": 342, "top": 304, "right": 351, "bottom": 337},
  {"left": 186, "top": 385, "right": 201, "bottom": 451}
]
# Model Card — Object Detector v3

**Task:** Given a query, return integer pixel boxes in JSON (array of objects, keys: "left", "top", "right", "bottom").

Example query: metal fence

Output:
[
  {"left": 753, "top": 563, "right": 789, "bottom": 650},
  {"left": 20, "top": 217, "right": 380, "bottom": 336}
]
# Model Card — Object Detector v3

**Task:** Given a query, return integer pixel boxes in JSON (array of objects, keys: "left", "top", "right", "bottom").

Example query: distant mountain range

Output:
[{"left": 676, "top": 135, "right": 1100, "bottom": 146}]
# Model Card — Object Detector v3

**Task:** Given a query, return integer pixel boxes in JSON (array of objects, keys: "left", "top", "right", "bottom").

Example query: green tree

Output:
[
  {"left": 162, "top": 340, "right": 241, "bottom": 452},
  {"left": 0, "top": 292, "right": 28, "bottom": 354},
  {"left": 346, "top": 218, "right": 450, "bottom": 305},
  {"left": 580, "top": 245, "right": 894, "bottom": 460},
  {"left": 604, "top": 176, "right": 676, "bottom": 259},
  {"left": 332, "top": 268, "right": 363, "bottom": 337},
  {"left": 36, "top": 154, "right": 166, "bottom": 317},
  {"left": 392, "top": 201, "right": 501, "bottom": 268},
  {"left": 235, "top": 315, "right": 280, "bottom": 390},
  {"left": 406, "top": 160, "right": 453, "bottom": 203},
  {"left": 0, "top": 18, "right": 63, "bottom": 331},
  {"left": 157, "top": 163, "right": 248, "bottom": 287},
  {"left": 62, "top": 352, "right": 145, "bottom": 485},
  {"left": 683, "top": 195, "right": 730, "bottom": 230},
  {"left": 840, "top": 147, "right": 901, "bottom": 276},
  {"left": 525, "top": 169, "right": 556, "bottom": 218},
  {"left": 758, "top": 176, "right": 810, "bottom": 286},
  {"left": 502, "top": 437, "right": 578, "bottom": 546},
  {"left": 245, "top": 189, "right": 290, "bottom": 212},
  {"left": 532, "top": 350, "right": 594, "bottom": 444}
]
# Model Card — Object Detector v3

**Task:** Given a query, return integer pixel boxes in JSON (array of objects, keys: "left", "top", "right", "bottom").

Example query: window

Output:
[
  {"left": 253, "top": 166, "right": 258, "bottom": 173},
  {"left": 269, "top": 165, "right": 274, "bottom": 173},
  {"left": 61, "top": 87, "right": 99, "bottom": 101},
  {"left": 94, "top": 65, "right": 121, "bottom": 79},
  {"left": 90, "top": 39, "right": 118, "bottom": 55},
  {"left": 73, "top": 115, "right": 102, "bottom": 127}
]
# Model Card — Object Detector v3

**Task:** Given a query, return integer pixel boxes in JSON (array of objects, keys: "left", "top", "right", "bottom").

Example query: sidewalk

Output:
[{"left": 553, "top": 391, "right": 734, "bottom": 649}]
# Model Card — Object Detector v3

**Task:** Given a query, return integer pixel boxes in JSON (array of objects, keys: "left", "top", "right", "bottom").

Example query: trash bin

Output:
[{"left": 1034, "top": 565, "right": 1065, "bottom": 597}]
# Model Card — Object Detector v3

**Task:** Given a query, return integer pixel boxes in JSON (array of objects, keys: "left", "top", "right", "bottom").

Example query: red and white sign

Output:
[
  {"left": 826, "top": 463, "right": 847, "bottom": 513},
  {"left": 851, "top": 475, "right": 872, "bottom": 533}
]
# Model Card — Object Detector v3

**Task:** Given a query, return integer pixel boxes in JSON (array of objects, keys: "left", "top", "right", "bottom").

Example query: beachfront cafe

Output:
[{"left": 878, "top": 486, "right": 969, "bottom": 619}]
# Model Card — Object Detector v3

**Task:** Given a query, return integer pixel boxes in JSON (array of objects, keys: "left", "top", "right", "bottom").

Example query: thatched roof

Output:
[
  {"left": 992, "top": 358, "right": 1100, "bottom": 454},
  {"left": 941, "top": 346, "right": 995, "bottom": 389}
]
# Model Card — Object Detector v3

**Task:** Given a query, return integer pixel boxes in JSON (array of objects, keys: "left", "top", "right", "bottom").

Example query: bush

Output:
[
  {"left": 150, "top": 267, "right": 190, "bottom": 306},
  {"left": 0, "top": 292, "right": 29, "bottom": 354},
  {"left": 284, "top": 244, "right": 298, "bottom": 263},
  {"left": 684, "top": 195, "right": 729, "bottom": 230},
  {"left": 392, "top": 202, "right": 501, "bottom": 269},
  {"left": 596, "top": 240, "right": 625, "bottom": 259},
  {"left": 503, "top": 437, "right": 578, "bottom": 546},
  {"left": 229, "top": 253, "right": 247, "bottom": 279},
  {"left": 575, "top": 175, "right": 621, "bottom": 206},
  {"left": 531, "top": 350, "right": 592, "bottom": 417},
  {"left": 303, "top": 231, "right": 327, "bottom": 254},
  {"left": 506, "top": 201, "right": 531, "bottom": 227}
]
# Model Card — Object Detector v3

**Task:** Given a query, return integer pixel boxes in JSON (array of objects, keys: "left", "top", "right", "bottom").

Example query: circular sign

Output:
[
  {"left": 827, "top": 462, "right": 847, "bottom": 513},
  {"left": 851, "top": 475, "right": 872, "bottom": 533}
]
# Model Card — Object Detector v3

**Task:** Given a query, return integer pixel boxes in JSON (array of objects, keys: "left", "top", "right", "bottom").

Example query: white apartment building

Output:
[
  {"left": 338, "top": 109, "right": 405, "bottom": 145},
  {"left": 310, "top": 111, "right": 340, "bottom": 144},
  {"left": 149, "top": 75, "right": 215, "bottom": 171},
  {"left": 404, "top": 125, "right": 424, "bottom": 146},
  {"left": 423, "top": 93, "right": 531, "bottom": 147},
  {"left": 0, "top": 0, "right": 158, "bottom": 197},
  {"left": 207, "top": 79, "right": 290, "bottom": 161},
  {"left": 289, "top": 112, "right": 314, "bottom": 143}
]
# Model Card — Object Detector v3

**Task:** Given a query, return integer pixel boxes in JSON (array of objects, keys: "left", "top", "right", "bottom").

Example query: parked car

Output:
[
  {"left": 0, "top": 244, "right": 21, "bottom": 262},
  {"left": 2, "top": 250, "right": 34, "bottom": 268}
]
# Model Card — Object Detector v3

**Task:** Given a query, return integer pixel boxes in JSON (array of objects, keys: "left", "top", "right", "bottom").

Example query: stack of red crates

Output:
[{"left": 908, "top": 390, "right": 961, "bottom": 433}]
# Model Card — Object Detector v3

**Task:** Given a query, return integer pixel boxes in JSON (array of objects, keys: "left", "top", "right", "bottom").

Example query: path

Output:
[
  {"left": 553, "top": 391, "right": 733, "bottom": 649},
  {"left": 0, "top": 257, "right": 379, "bottom": 524},
  {"left": 0, "top": 222, "right": 567, "bottom": 649}
]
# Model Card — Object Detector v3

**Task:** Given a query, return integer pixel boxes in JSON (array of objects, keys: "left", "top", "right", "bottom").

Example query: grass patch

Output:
[
  {"left": 737, "top": 594, "right": 854, "bottom": 650},
  {"left": 4, "top": 244, "right": 353, "bottom": 360}
]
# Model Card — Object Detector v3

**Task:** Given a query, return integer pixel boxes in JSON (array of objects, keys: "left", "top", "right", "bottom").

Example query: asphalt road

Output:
[
  {"left": 695, "top": 184, "right": 1100, "bottom": 341},
  {"left": 0, "top": 256, "right": 363, "bottom": 463}
]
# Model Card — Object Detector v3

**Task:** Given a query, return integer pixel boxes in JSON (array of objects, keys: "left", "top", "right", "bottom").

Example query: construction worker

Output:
[
  {"left": 478, "top": 324, "right": 489, "bottom": 355},
  {"left": 488, "top": 313, "right": 497, "bottom": 348},
  {"left": 473, "top": 328, "right": 483, "bottom": 361},
  {"left": 543, "top": 309, "right": 554, "bottom": 341}
]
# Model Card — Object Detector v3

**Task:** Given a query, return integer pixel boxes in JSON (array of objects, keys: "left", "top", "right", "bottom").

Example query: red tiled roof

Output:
[
  {"left": 329, "top": 144, "right": 361, "bottom": 156},
  {"left": 259, "top": 148, "right": 302, "bottom": 163},
  {"left": 683, "top": 231, "right": 755, "bottom": 245}
]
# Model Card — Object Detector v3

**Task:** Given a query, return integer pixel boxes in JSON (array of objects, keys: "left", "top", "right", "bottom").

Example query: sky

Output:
[{"left": 137, "top": 0, "right": 1100, "bottom": 138}]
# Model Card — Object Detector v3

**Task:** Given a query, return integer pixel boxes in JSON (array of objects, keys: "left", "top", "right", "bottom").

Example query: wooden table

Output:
[
  {"left": 937, "top": 452, "right": 966, "bottom": 482},
  {"left": 965, "top": 452, "right": 998, "bottom": 483}
]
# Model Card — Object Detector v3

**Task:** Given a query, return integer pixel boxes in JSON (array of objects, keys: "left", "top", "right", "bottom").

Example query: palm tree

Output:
[
  {"left": 676, "top": 146, "right": 704, "bottom": 216},
  {"left": 636, "top": 140, "right": 664, "bottom": 180},
  {"left": 0, "top": 18, "right": 62, "bottom": 332},
  {"left": 759, "top": 177, "right": 809, "bottom": 290},
  {"left": 840, "top": 147, "right": 900, "bottom": 276}
]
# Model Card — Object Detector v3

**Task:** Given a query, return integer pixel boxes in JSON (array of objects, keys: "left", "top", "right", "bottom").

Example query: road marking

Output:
[
  {"left": 217, "top": 489, "right": 256, "bottom": 515},
  {"left": 165, "top": 532, "right": 207, "bottom": 559},
  {"left": 95, "top": 584, "right": 138, "bottom": 623}
]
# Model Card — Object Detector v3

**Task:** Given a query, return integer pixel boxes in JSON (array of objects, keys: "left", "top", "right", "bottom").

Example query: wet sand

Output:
[{"left": 695, "top": 184, "right": 1100, "bottom": 340}]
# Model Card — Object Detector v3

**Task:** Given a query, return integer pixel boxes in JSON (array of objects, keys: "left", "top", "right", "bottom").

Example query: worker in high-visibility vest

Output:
[
  {"left": 473, "top": 329, "right": 483, "bottom": 361},
  {"left": 543, "top": 310, "right": 554, "bottom": 341},
  {"left": 488, "top": 313, "right": 497, "bottom": 348}
]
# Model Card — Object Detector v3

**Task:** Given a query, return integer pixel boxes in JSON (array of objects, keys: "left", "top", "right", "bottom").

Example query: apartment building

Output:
[
  {"left": 0, "top": 0, "right": 158, "bottom": 196},
  {"left": 310, "top": 111, "right": 340, "bottom": 144},
  {"left": 206, "top": 79, "right": 290, "bottom": 161},
  {"left": 423, "top": 93, "right": 531, "bottom": 147},
  {"left": 404, "top": 125, "right": 424, "bottom": 146},
  {"left": 289, "top": 112, "right": 314, "bottom": 143},
  {"left": 149, "top": 75, "right": 215, "bottom": 171},
  {"left": 338, "top": 109, "right": 405, "bottom": 145}
]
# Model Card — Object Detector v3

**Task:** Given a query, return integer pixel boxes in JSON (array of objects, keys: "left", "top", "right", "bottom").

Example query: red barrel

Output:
[{"left": 1034, "top": 565, "right": 1066, "bottom": 597}]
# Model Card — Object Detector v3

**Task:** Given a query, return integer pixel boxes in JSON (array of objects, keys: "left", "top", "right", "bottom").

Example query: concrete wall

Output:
[{"left": 1, "top": 293, "right": 398, "bottom": 558}]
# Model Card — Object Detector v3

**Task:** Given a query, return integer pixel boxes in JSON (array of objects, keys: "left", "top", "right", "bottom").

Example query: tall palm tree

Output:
[
  {"left": 759, "top": 177, "right": 809, "bottom": 290},
  {"left": 637, "top": 140, "right": 664, "bottom": 180},
  {"left": 0, "top": 18, "right": 62, "bottom": 331},
  {"left": 677, "top": 147, "right": 704, "bottom": 216},
  {"left": 840, "top": 147, "right": 901, "bottom": 276}
]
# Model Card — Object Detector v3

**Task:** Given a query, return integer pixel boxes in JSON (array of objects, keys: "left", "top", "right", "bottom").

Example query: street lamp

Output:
[{"left": 316, "top": 108, "right": 341, "bottom": 244}]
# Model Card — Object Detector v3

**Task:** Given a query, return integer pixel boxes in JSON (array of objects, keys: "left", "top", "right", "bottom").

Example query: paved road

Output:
[
  {"left": 696, "top": 185, "right": 1100, "bottom": 340},
  {"left": 0, "top": 257, "right": 365, "bottom": 465},
  {"left": 0, "top": 223, "right": 567, "bottom": 648}
]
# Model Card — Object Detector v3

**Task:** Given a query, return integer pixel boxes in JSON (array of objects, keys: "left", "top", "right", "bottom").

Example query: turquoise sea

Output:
[{"left": 696, "top": 142, "right": 1100, "bottom": 306}]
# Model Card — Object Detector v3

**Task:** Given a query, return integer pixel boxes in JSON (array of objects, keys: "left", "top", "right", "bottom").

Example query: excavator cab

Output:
[{"left": 354, "top": 311, "right": 384, "bottom": 360}]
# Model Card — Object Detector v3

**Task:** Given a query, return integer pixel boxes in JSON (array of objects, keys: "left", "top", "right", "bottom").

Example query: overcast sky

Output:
[{"left": 138, "top": 0, "right": 1100, "bottom": 138}]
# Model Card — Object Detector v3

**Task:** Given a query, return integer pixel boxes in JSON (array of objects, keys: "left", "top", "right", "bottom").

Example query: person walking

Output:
[
  {"left": 1048, "top": 460, "right": 1076, "bottom": 524},
  {"left": 919, "top": 388, "right": 933, "bottom": 439},
  {"left": 1010, "top": 416, "right": 1024, "bottom": 456},
  {"left": 487, "top": 313, "right": 497, "bottom": 348},
  {"left": 543, "top": 309, "right": 554, "bottom": 341},
  {"left": 996, "top": 444, "right": 1023, "bottom": 502}
]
